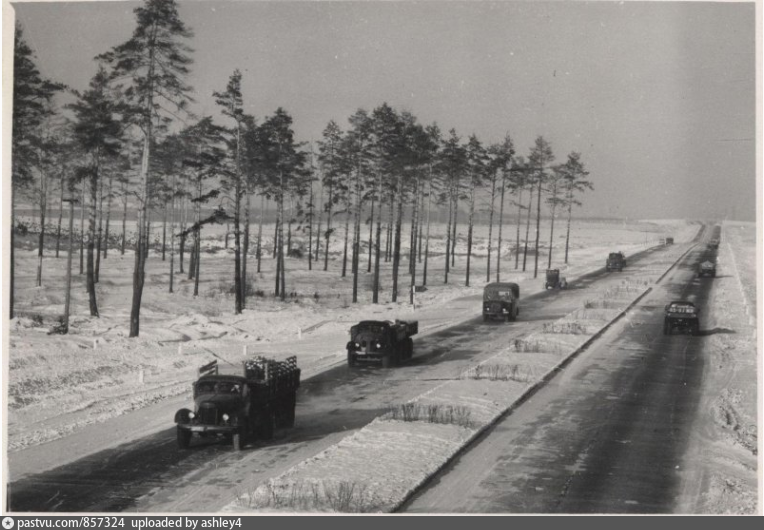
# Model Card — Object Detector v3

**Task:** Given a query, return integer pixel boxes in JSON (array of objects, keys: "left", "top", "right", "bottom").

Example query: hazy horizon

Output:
[{"left": 9, "top": 0, "right": 757, "bottom": 222}]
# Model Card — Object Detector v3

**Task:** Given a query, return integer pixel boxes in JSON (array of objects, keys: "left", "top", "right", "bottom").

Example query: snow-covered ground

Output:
[
  {"left": 7, "top": 219, "right": 697, "bottom": 454},
  {"left": 675, "top": 221, "right": 758, "bottom": 514}
]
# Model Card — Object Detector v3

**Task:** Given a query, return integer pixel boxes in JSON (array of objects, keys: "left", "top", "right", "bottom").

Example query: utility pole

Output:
[{"left": 62, "top": 196, "right": 79, "bottom": 334}]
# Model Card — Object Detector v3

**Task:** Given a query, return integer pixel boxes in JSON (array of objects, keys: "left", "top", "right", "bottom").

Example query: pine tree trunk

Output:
[
  {"left": 95, "top": 175, "right": 104, "bottom": 282},
  {"left": 444, "top": 184, "right": 453, "bottom": 284},
  {"left": 36, "top": 163, "right": 47, "bottom": 287},
  {"left": 515, "top": 188, "right": 523, "bottom": 270},
  {"left": 522, "top": 183, "right": 533, "bottom": 272},
  {"left": 87, "top": 165, "right": 99, "bottom": 317},
  {"left": 308, "top": 184, "right": 313, "bottom": 271},
  {"left": 564, "top": 200, "right": 573, "bottom": 264},
  {"left": 233, "top": 121, "right": 243, "bottom": 314},
  {"left": 391, "top": 186, "right": 404, "bottom": 302},
  {"left": 242, "top": 191, "right": 251, "bottom": 308},
  {"left": 161, "top": 201, "right": 167, "bottom": 261},
  {"left": 323, "top": 185, "right": 333, "bottom": 271},
  {"left": 497, "top": 171, "right": 507, "bottom": 282},
  {"left": 465, "top": 183, "right": 475, "bottom": 287},
  {"left": 423, "top": 178, "right": 432, "bottom": 286},
  {"left": 341, "top": 208, "right": 350, "bottom": 278},
  {"left": 56, "top": 171, "right": 64, "bottom": 258},
  {"left": 486, "top": 169, "right": 497, "bottom": 282},
  {"left": 548, "top": 204, "right": 556, "bottom": 270},
  {"left": 367, "top": 195, "right": 374, "bottom": 273},
  {"left": 103, "top": 174, "right": 113, "bottom": 260},
  {"left": 257, "top": 195, "right": 264, "bottom": 273},
  {"left": 272, "top": 217, "right": 279, "bottom": 259},
  {"left": 451, "top": 191, "right": 458, "bottom": 268},
  {"left": 193, "top": 227, "right": 201, "bottom": 296},
  {"left": 533, "top": 175, "right": 542, "bottom": 278},
  {"left": 351, "top": 169, "right": 362, "bottom": 303},
  {"left": 80, "top": 182, "right": 85, "bottom": 274},
  {"left": 121, "top": 180, "right": 127, "bottom": 256},
  {"left": 169, "top": 174, "right": 176, "bottom": 293},
  {"left": 279, "top": 190, "right": 286, "bottom": 300},
  {"left": 386, "top": 197, "right": 394, "bottom": 262},
  {"left": 315, "top": 182, "right": 323, "bottom": 263},
  {"left": 372, "top": 172, "right": 383, "bottom": 304}
]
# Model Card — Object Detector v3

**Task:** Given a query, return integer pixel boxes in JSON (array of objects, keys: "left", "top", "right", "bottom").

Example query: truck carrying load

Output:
[
  {"left": 175, "top": 356, "right": 300, "bottom": 451},
  {"left": 483, "top": 282, "right": 520, "bottom": 322},
  {"left": 347, "top": 319, "right": 418, "bottom": 368}
]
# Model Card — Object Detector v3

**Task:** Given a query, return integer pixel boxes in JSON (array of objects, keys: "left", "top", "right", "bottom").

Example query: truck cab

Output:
[
  {"left": 698, "top": 260, "right": 716, "bottom": 278},
  {"left": 606, "top": 252, "right": 626, "bottom": 271},
  {"left": 347, "top": 320, "right": 418, "bottom": 368},
  {"left": 483, "top": 282, "right": 520, "bottom": 322},
  {"left": 663, "top": 301, "right": 700, "bottom": 336}
]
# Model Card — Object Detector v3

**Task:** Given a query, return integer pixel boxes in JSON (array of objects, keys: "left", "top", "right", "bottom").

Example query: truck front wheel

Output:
[
  {"left": 347, "top": 351, "right": 356, "bottom": 368},
  {"left": 232, "top": 430, "right": 244, "bottom": 451},
  {"left": 177, "top": 427, "right": 191, "bottom": 449},
  {"left": 381, "top": 354, "right": 392, "bottom": 369}
]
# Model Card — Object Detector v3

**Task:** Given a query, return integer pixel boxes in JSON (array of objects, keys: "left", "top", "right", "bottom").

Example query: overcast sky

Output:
[{"left": 10, "top": 0, "right": 757, "bottom": 221}]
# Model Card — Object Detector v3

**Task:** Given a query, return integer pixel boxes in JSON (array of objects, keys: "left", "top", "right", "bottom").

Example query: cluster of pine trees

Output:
[{"left": 11, "top": 0, "right": 593, "bottom": 337}]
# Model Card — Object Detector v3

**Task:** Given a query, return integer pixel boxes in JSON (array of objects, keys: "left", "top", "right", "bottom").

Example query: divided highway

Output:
[{"left": 9, "top": 232, "right": 707, "bottom": 512}]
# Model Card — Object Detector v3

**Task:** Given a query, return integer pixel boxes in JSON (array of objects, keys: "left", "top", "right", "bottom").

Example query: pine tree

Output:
[{"left": 98, "top": 0, "right": 194, "bottom": 337}]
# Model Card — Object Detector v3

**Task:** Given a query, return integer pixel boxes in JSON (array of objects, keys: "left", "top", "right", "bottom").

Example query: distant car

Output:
[
  {"left": 606, "top": 252, "right": 626, "bottom": 272},
  {"left": 665, "top": 237, "right": 674, "bottom": 245},
  {"left": 483, "top": 282, "right": 520, "bottom": 322},
  {"left": 544, "top": 269, "right": 568, "bottom": 290},
  {"left": 698, "top": 260, "right": 716, "bottom": 278},
  {"left": 663, "top": 301, "right": 700, "bottom": 336}
]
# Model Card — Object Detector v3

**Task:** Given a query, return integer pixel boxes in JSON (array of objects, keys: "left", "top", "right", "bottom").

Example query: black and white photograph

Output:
[{"left": 2, "top": 0, "right": 760, "bottom": 515}]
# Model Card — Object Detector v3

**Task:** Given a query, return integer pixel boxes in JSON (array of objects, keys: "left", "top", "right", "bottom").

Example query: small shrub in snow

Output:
[
  {"left": 462, "top": 363, "right": 529, "bottom": 382},
  {"left": 240, "top": 479, "right": 382, "bottom": 513},
  {"left": 542, "top": 321, "right": 589, "bottom": 335},
  {"left": 509, "top": 338, "right": 565, "bottom": 354},
  {"left": 387, "top": 402, "right": 473, "bottom": 428}
]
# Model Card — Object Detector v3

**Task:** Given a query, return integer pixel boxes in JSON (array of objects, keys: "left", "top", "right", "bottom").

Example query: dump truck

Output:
[
  {"left": 175, "top": 356, "right": 300, "bottom": 451},
  {"left": 346, "top": 319, "right": 418, "bottom": 368},
  {"left": 698, "top": 260, "right": 717, "bottom": 278},
  {"left": 606, "top": 252, "right": 626, "bottom": 272},
  {"left": 483, "top": 282, "right": 520, "bottom": 322},
  {"left": 663, "top": 301, "right": 700, "bottom": 336}
]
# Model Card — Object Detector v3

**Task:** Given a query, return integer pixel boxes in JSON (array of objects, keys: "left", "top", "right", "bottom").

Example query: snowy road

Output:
[
  {"left": 402, "top": 227, "right": 720, "bottom": 513},
  {"left": 8, "top": 239, "right": 700, "bottom": 512}
]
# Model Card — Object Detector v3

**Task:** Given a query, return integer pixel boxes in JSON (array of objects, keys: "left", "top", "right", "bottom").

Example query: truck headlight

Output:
[
  {"left": 222, "top": 413, "right": 229, "bottom": 422},
  {"left": 376, "top": 342, "right": 382, "bottom": 349},
  {"left": 188, "top": 412, "right": 195, "bottom": 419}
]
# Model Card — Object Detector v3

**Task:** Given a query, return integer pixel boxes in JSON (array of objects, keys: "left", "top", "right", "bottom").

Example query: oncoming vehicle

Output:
[
  {"left": 698, "top": 260, "right": 716, "bottom": 278},
  {"left": 544, "top": 269, "right": 568, "bottom": 290},
  {"left": 346, "top": 319, "right": 418, "bottom": 368},
  {"left": 606, "top": 252, "right": 626, "bottom": 272},
  {"left": 175, "top": 357, "right": 300, "bottom": 450},
  {"left": 483, "top": 282, "right": 520, "bottom": 322},
  {"left": 663, "top": 301, "right": 700, "bottom": 336},
  {"left": 665, "top": 237, "right": 674, "bottom": 245}
]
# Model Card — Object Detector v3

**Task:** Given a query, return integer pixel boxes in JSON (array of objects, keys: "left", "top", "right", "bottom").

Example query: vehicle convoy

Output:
[
  {"left": 175, "top": 356, "right": 300, "bottom": 450},
  {"left": 663, "top": 301, "right": 701, "bottom": 336},
  {"left": 606, "top": 252, "right": 626, "bottom": 272},
  {"left": 483, "top": 282, "right": 520, "bottom": 322},
  {"left": 346, "top": 319, "right": 418, "bottom": 368},
  {"left": 698, "top": 260, "right": 717, "bottom": 278},
  {"left": 544, "top": 269, "right": 568, "bottom": 290}
]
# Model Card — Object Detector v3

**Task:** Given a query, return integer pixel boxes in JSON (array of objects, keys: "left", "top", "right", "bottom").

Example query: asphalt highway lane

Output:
[{"left": 403, "top": 230, "right": 718, "bottom": 513}]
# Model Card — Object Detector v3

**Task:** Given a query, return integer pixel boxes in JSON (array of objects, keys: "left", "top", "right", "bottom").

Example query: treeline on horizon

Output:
[{"left": 11, "top": 0, "right": 593, "bottom": 337}]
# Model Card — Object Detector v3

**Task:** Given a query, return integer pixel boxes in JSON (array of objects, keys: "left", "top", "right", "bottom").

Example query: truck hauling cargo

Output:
[
  {"left": 346, "top": 319, "right": 418, "bottom": 368},
  {"left": 175, "top": 356, "right": 300, "bottom": 450},
  {"left": 663, "top": 301, "right": 700, "bottom": 336},
  {"left": 698, "top": 260, "right": 716, "bottom": 278},
  {"left": 483, "top": 282, "right": 520, "bottom": 322},
  {"left": 606, "top": 252, "right": 626, "bottom": 272}
]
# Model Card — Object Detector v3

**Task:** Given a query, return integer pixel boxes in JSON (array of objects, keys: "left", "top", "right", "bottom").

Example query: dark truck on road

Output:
[
  {"left": 606, "top": 252, "right": 626, "bottom": 272},
  {"left": 698, "top": 260, "right": 717, "bottom": 278},
  {"left": 483, "top": 282, "right": 520, "bottom": 322},
  {"left": 175, "top": 356, "right": 300, "bottom": 450},
  {"left": 663, "top": 301, "right": 701, "bottom": 336},
  {"left": 347, "top": 319, "right": 418, "bottom": 368},
  {"left": 544, "top": 269, "right": 568, "bottom": 290}
]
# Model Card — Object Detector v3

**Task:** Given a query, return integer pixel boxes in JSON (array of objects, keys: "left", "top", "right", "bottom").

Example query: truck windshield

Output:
[{"left": 195, "top": 381, "right": 242, "bottom": 396}]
